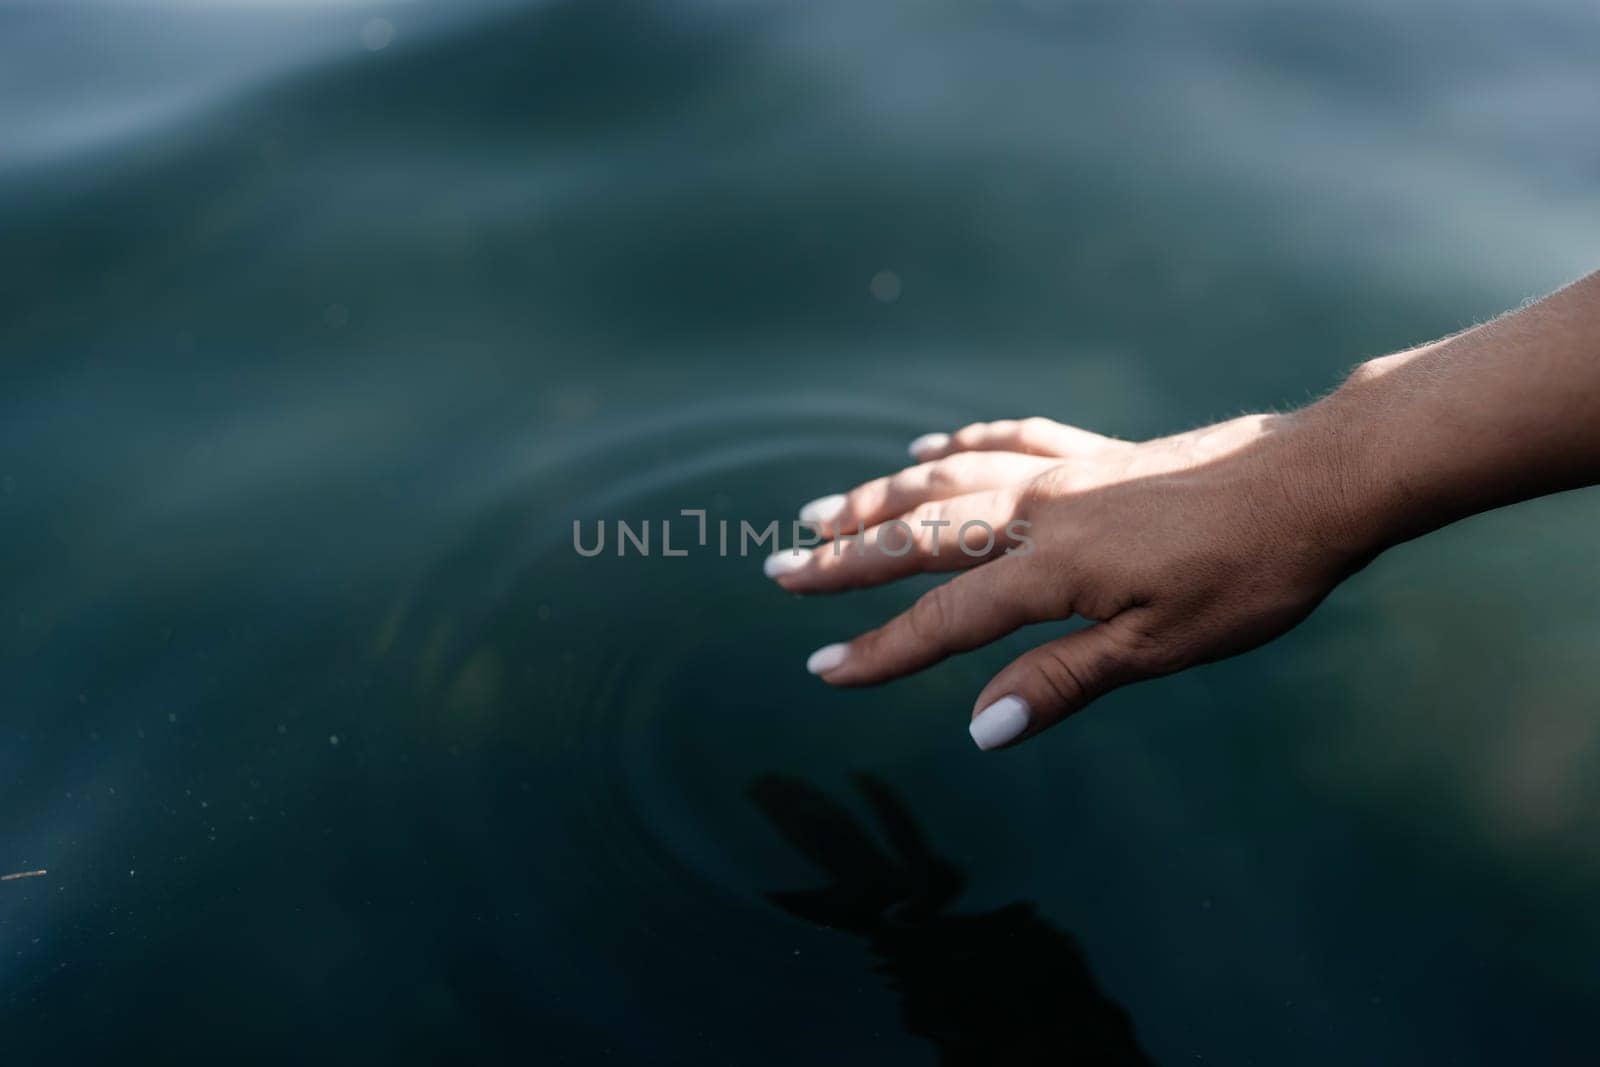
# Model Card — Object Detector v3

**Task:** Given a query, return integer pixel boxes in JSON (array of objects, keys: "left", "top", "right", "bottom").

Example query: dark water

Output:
[{"left": 4, "top": 1, "right": 1600, "bottom": 1062}]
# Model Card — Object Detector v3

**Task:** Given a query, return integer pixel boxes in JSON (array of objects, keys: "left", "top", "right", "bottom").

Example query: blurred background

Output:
[{"left": 3, "top": 0, "right": 1599, "bottom": 1062}]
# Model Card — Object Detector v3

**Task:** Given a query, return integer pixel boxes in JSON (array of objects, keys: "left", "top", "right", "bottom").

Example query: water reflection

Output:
[{"left": 753, "top": 774, "right": 1151, "bottom": 1065}]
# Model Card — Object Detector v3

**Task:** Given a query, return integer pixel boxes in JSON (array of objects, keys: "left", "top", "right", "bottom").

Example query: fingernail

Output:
[
  {"left": 806, "top": 642, "right": 849, "bottom": 675},
  {"left": 763, "top": 548, "right": 812, "bottom": 579},
  {"left": 908, "top": 432, "right": 950, "bottom": 459},
  {"left": 798, "top": 493, "right": 846, "bottom": 527},
  {"left": 969, "top": 695, "right": 1030, "bottom": 750}
]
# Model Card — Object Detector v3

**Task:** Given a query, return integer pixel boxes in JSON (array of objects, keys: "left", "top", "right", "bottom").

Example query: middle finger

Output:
[{"left": 800, "top": 452, "right": 1057, "bottom": 537}]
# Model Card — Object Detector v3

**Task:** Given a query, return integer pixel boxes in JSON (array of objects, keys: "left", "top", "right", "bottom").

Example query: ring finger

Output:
[{"left": 767, "top": 487, "right": 1027, "bottom": 594}]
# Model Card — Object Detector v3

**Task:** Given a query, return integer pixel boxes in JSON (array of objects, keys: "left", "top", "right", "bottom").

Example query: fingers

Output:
[
  {"left": 805, "top": 555, "right": 1056, "bottom": 686},
  {"left": 800, "top": 452, "right": 1057, "bottom": 538},
  {"left": 770, "top": 488, "right": 1026, "bottom": 594},
  {"left": 966, "top": 612, "right": 1158, "bottom": 750},
  {"left": 909, "top": 417, "right": 1116, "bottom": 462}
]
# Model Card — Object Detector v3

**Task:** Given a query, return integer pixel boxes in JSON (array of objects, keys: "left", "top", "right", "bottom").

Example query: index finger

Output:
[{"left": 806, "top": 553, "right": 1060, "bottom": 686}]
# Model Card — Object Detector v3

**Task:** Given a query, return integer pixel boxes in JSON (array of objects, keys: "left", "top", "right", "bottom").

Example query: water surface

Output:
[{"left": 4, "top": 1, "right": 1600, "bottom": 1062}]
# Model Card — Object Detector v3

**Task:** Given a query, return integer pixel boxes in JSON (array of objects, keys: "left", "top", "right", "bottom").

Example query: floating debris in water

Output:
[{"left": 2, "top": 869, "right": 47, "bottom": 882}]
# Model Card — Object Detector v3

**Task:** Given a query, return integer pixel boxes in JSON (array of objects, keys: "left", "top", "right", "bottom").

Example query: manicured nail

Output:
[
  {"left": 806, "top": 642, "right": 849, "bottom": 675},
  {"left": 798, "top": 493, "right": 846, "bottom": 527},
  {"left": 969, "top": 695, "right": 1030, "bottom": 750},
  {"left": 908, "top": 432, "right": 950, "bottom": 460},
  {"left": 763, "top": 548, "right": 812, "bottom": 579}
]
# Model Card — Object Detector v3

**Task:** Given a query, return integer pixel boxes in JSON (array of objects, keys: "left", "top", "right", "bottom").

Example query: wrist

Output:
[{"left": 1266, "top": 391, "right": 1396, "bottom": 574}]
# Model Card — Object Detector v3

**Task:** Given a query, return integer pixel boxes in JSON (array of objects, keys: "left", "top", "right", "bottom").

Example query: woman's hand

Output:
[
  {"left": 767, "top": 413, "right": 1370, "bottom": 750},
  {"left": 767, "top": 272, "right": 1600, "bottom": 751}
]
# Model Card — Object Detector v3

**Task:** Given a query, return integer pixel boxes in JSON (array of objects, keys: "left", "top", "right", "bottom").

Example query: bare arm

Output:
[
  {"left": 1324, "top": 270, "right": 1600, "bottom": 554},
  {"left": 766, "top": 272, "right": 1600, "bottom": 750}
]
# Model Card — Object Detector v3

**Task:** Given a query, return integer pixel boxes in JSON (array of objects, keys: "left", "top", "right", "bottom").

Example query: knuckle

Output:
[
  {"left": 853, "top": 625, "right": 886, "bottom": 662},
  {"left": 1034, "top": 646, "right": 1092, "bottom": 710},
  {"left": 836, "top": 490, "right": 865, "bottom": 525},
  {"left": 926, "top": 460, "right": 962, "bottom": 490},
  {"left": 1018, "top": 416, "right": 1057, "bottom": 450},
  {"left": 807, "top": 542, "right": 838, "bottom": 572},
  {"left": 907, "top": 499, "right": 944, "bottom": 534},
  {"left": 1114, "top": 622, "right": 1187, "bottom": 676},
  {"left": 1009, "top": 481, "right": 1042, "bottom": 521},
  {"left": 906, "top": 586, "right": 953, "bottom": 643},
  {"left": 883, "top": 470, "right": 916, "bottom": 502},
  {"left": 953, "top": 421, "right": 991, "bottom": 448}
]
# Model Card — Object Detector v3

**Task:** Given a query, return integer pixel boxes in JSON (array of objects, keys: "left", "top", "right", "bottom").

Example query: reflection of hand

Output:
[
  {"left": 767, "top": 411, "right": 1358, "bottom": 750},
  {"left": 752, "top": 775, "right": 1151, "bottom": 1065},
  {"left": 751, "top": 773, "right": 964, "bottom": 932},
  {"left": 768, "top": 272, "right": 1600, "bottom": 750}
]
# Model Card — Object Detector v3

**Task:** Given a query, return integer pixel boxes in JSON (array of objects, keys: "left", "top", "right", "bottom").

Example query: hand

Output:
[
  {"left": 768, "top": 274, "right": 1600, "bottom": 750},
  {"left": 767, "top": 413, "right": 1367, "bottom": 750}
]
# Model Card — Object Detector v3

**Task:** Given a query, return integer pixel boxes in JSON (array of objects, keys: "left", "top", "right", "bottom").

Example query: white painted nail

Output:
[
  {"left": 969, "top": 695, "right": 1030, "bottom": 750},
  {"left": 763, "top": 548, "right": 812, "bottom": 579},
  {"left": 806, "top": 642, "right": 849, "bottom": 675},
  {"left": 908, "top": 432, "right": 950, "bottom": 459},
  {"left": 798, "top": 493, "right": 847, "bottom": 527}
]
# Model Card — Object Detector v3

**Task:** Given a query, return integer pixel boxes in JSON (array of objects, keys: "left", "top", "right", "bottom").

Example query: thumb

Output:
[{"left": 967, "top": 613, "right": 1154, "bottom": 751}]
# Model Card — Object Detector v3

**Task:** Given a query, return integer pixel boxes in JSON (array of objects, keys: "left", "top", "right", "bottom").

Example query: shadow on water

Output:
[{"left": 750, "top": 774, "right": 1152, "bottom": 1066}]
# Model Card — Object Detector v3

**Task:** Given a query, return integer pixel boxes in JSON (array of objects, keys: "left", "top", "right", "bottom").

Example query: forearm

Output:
[{"left": 1302, "top": 271, "right": 1600, "bottom": 559}]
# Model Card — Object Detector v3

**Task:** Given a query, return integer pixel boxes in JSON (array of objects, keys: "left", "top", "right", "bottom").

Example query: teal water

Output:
[{"left": 4, "top": 1, "right": 1600, "bottom": 1062}]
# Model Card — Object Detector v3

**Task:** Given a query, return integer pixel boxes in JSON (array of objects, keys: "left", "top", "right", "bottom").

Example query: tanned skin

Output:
[{"left": 770, "top": 271, "right": 1600, "bottom": 749}]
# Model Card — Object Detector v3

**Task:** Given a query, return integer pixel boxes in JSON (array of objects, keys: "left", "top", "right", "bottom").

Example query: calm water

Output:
[{"left": 4, "top": 1, "right": 1600, "bottom": 1062}]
